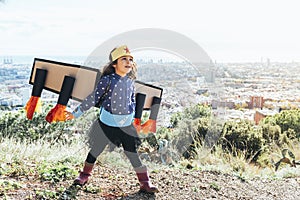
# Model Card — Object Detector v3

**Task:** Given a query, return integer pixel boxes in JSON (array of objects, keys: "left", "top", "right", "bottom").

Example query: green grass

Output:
[{"left": 1, "top": 134, "right": 300, "bottom": 185}]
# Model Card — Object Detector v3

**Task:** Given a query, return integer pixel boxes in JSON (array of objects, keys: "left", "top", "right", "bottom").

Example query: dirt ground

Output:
[{"left": 2, "top": 163, "right": 300, "bottom": 200}]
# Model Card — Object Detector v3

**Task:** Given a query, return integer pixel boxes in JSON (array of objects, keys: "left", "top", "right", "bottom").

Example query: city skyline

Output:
[{"left": 0, "top": 0, "right": 300, "bottom": 63}]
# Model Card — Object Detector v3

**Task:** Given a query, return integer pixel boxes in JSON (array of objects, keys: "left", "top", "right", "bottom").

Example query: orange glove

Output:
[
  {"left": 46, "top": 76, "right": 75, "bottom": 123},
  {"left": 46, "top": 104, "right": 74, "bottom": 123},
  {"left": 141, "top": 97, "right": 161, "bottom": 134},
  {"left": 25, "top": 96, "right": 41, "bottom": 120}
]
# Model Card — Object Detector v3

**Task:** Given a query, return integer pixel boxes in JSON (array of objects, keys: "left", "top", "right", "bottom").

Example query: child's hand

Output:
[
  {"left": 71, "top": 106, "right": 84, "bottom": 119},
  {"left": 65, "top": 111, "right": 75, "bottom": 120}
]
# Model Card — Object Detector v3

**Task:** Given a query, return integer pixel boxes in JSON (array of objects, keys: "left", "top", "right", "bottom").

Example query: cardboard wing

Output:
[{"left": 29, "top": 58, "right": 163, "bottom": 109}]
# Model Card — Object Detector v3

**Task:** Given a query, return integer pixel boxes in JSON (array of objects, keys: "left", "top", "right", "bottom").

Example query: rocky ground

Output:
[{"left": 2, "top": 163, "right": 300, "bottom": 200}]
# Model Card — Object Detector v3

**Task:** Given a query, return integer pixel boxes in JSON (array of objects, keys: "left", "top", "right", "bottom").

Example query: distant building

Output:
[
  {"left": 205, "top": 69, "right": 215, "bottom": 83},
  {"left": 254, "top": 109, "right": 277, "bottom": 125},
  {"left": 249, "top": 96, "right": 264, "bottom": 109},
  {"left": 211, "top": 99, "right": 235, "bottom": 109},
  {"left": 0, "top": 94, "right": 22, "bottom": 106},
  {"left": 3, "top": 57, "right": 13, "bottom": 64}
]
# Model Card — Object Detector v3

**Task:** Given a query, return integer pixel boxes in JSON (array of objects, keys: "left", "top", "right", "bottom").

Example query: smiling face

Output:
[{"left": 113, "top": 56, "right": 134, "bottom": 77}]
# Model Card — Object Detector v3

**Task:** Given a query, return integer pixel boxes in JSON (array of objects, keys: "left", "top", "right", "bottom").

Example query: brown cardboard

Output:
[
  {"left": 29, "top": 58, "right": 163, "bottom": 109},
  {"left": 30, "top": 58, "right": 100, "bottom": 102},
  {"left": 135, "top": 81, "right": 163, "bottom": 109}
]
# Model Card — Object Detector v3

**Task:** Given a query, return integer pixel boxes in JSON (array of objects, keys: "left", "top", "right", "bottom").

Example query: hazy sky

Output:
[{"left": 0, "top": 0, "right": 299, "bottom": 62}]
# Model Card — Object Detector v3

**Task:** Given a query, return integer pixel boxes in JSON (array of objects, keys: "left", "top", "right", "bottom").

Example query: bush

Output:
[
  {"left": 263, "top": 109, "right": 300, "bottom": 137},
  {"left": 38, "top": 161, "right": 77, "bottom": 183},
  {"left": 168, "top": 104, "right": 213, "bottom": 159},
  {"left": 221, "top": 120, "right": 264, "bottom": 161},
  {"left": 0, "top": 105, "right": 75, "bottom": 143}
]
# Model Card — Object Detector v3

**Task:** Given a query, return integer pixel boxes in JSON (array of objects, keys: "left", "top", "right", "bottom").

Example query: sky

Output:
[{"left": 0, "top": 0, "right": 300, "bottom": 62}]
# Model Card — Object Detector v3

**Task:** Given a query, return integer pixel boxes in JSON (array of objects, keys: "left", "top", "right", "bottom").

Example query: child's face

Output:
[{"left": 113, "top": 56, "right": 134, "bottom": 77}]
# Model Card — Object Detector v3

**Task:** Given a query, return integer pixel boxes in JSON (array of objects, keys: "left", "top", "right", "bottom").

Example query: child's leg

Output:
[
  {"left": 87, "top": 119, "right": 110, "bottom": 161},
  {"left": 122, "top": 136, "right": 158, "bottom": 193},
  {"left": 124, "top": 151, "right": 143, "bottom": 168},
  {"left": 74, "top": 144, "right": 108, "bottom": 186},
  {"left": 88, "top": 137, "right": 109, "bottom": 162},
  {"left": 126, "top": 150, "right": 159, "bottom": 193},
  {"left": 86, "top": 152, "right": 97, "bottom": 164},
  {"left": 74, "top": 120, "right": 109, "bottom": 186},
  {"left": 134, "top": 165, "right": 159, "bottom": 193}
]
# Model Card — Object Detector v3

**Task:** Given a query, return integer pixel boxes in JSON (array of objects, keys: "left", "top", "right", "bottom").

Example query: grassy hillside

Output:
[{"left": 1, "top": 106, "right": 300, "bottom": 199}]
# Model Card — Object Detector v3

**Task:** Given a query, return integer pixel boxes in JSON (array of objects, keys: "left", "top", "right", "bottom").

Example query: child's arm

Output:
[{"left": 72, "top": 76, "right": 110, "bottom": 118}]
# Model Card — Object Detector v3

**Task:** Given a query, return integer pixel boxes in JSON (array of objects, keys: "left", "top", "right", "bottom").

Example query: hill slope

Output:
[{"left": 2, "top": 163, "right": 300, "bottom": 200}]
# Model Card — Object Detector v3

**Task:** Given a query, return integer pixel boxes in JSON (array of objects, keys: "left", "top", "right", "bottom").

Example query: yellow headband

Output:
[{"left": 110, "top": 45, "right": 133, "bottom": 62}]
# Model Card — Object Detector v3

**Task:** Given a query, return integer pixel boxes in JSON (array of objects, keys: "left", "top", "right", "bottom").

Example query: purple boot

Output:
[
  {"left": 135, "top": 165, "right": 159, "bottom": 193},
  {"left": 73, "top": 161, "right": 94, "bottom": 186}
]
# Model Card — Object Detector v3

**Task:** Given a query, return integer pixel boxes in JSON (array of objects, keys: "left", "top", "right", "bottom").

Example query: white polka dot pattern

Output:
[{"left": 78, "top": 73, "right": 135, "bottom": 115}]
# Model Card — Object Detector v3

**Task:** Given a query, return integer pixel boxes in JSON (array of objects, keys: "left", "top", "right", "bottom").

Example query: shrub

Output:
[
  {"left": 38, "top": 162, "right": 77, "bottom": 183},
  {"left": 0, "top": 104, "right": 75, "bottom": 143},
  {"left": 168, "top": 104, "right": 212, "bottom": 159},
  {"left": 263, "top": 109, "right": 300, "bottom": 137},
  {"left": 221, "top": 120, "right": 264, "bottom": 161}
]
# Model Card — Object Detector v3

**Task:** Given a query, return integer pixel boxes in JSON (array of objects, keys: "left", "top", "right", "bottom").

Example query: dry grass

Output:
[
  {"left": 1, "top": 136, "right": 300, "bottom": 181},
  {"left": 188, "top": 143, "right": 300, "bottom": 180},
  {"left": 0, "top": 136, "right": 86, "bottom": 164}
]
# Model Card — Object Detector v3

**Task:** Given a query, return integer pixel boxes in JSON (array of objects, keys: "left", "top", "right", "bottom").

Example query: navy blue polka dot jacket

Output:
[{"left": 79, "top": 73, "right": 136, "bottom": 115}]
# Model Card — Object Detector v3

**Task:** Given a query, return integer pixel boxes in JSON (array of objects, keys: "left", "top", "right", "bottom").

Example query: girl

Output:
[{"left": 71, "top": 45, "right": 158, "bottom": 194}]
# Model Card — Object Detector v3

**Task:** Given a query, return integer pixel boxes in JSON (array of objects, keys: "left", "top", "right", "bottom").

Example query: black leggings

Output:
[
  {"left": 85, "top": 119, "right": 142, "bottom": 168},
  {"left": 86, "top": 151, "right": 142, "bottom": 168}
]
